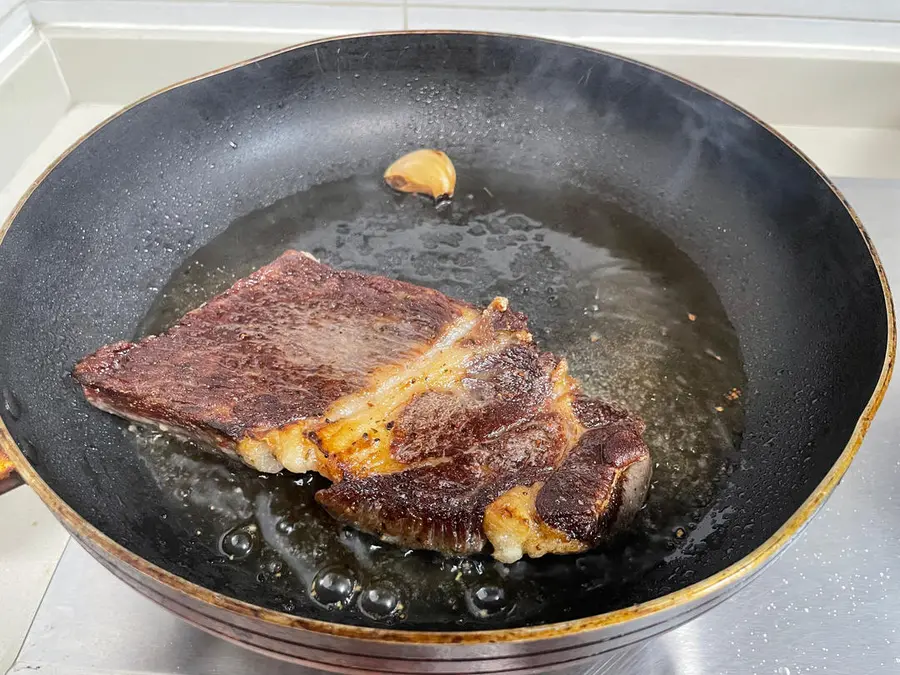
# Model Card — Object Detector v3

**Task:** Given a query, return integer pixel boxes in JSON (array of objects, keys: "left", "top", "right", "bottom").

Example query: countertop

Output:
[{"left": 1, "top": 113, "right": 898, "bottom": 673}]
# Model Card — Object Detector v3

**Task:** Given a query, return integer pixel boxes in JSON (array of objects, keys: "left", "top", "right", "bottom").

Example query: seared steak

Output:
[{"left": 74, "top": 251, "right": 651, "bottom": 562}]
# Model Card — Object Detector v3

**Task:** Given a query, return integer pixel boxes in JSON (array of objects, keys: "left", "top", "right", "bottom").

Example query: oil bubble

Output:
[
  {"left": 466, "top": 584, "right": 509, "bottom": 617},
  {"left": 220, "top": 524, "right": 257, "bottom": 560},
  {"left": 359, "top": 584, "right": 402, "bottom": 620},
  {"left": 311, "top": 569, "right": 358, "bottom": 609}
]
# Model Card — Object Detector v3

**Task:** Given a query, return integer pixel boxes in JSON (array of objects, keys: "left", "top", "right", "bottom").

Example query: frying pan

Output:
[{"left": 0, "top": 31, "right": 893, "bottom": 674}]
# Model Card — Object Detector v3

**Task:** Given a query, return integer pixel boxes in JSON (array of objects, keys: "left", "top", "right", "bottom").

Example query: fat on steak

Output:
[{"left": 73, "top": 251, "right": 651, "bottom": 562}]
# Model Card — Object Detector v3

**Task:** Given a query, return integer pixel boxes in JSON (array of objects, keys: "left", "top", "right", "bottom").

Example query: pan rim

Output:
[{"left": 0, "top": 29, "right": 895, "bottom": 646}]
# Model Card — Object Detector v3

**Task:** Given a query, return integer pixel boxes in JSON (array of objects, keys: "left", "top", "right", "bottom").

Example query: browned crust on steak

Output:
[
  {"left": 535, "top": 421, "right": 651, "bottom": 544},
  {"left": 316, "top": 412, "right": 573, "bottom": 554},
  {"left": 73, "top": 250, "right": 468, "bottom": 443}
]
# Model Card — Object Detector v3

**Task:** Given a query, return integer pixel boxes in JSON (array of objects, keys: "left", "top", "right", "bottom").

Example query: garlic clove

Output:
[{"left": 384, "top": 149, "right": 456, "bottom": 201}]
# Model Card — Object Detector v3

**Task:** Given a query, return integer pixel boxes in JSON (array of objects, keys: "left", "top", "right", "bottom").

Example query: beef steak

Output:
[{"left": 74, "top": 251, "right": 651, "bottom": 562}]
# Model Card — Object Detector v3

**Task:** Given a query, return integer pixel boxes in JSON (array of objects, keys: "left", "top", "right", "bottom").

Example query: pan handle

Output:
[{"left": 0, "top": 447, "right": 23, "bottom": 495}]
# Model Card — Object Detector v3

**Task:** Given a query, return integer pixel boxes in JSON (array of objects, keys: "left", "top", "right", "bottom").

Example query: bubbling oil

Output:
[{"left": 133, "top": 169, "right": 745, "bottom": 629}]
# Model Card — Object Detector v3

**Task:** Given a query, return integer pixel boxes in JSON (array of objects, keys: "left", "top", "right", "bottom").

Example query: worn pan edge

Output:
[{"left": 0, "top": 30, "right": 895, "bottom": 646}]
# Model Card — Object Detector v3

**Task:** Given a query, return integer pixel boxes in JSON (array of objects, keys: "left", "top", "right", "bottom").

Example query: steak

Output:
[{"left": 74, "top": 250, "right": 651, "bottom": 562}]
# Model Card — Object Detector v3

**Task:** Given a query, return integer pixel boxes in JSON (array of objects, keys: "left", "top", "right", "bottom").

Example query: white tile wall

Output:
[
  {"left": 407, "top": 0, "right": 900, "bottom": 23},
  {"left": 0, "top": 1, "right": 67, "bottom": 186},
  {"left": 0, "top": 2, "right": 32, "bottom": 62},
  {"left": 0, "top": 0, "right": 25, "bottom": 22},
  {"left": 47, "top": 30, "right": 300, "bottom": 103},
  {"left": 28, "top": 1, "right": 404, "bottom": 32},
  {"left": 0, "top": 38, "right": 69, "bottom": 185},
  {"left": 26, "top": 0, "right": 900, "bottom": 22},
  {"left": 0, "top": 0, "right": 23, "bottom": 19},
  {"left": 406, "top": 7, "right": 900, "bottom": 51},
  {"left": 17, "top": 0, "right": 900, "bottom": 53}
]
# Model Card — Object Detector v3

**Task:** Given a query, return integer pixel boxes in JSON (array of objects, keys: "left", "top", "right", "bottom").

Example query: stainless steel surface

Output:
[{"left": 7, "top": 177, "right": 900, "bottom": 675}]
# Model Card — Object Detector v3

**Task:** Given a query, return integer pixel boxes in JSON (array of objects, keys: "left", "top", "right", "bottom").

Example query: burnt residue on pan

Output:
[{"left": 130, "top": 167, "right": 746, "bottom": 629}]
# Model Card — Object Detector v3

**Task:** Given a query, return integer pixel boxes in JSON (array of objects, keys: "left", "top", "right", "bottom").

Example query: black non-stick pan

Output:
[{"left": 0, "top": 32, "right": 892, "bottom": 674}]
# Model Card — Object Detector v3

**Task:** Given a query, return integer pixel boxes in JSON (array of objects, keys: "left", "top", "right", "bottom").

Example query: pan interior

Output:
[
  {"left": 130, "top": 167, "right": 745, "bottom": 628},
  {"left": 0, "top": 33, "right": 887, "bottom": 631}
]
